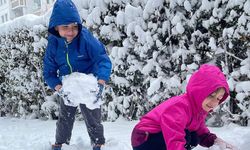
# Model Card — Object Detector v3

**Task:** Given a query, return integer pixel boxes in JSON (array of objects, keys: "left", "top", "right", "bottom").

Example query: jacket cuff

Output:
[
  {"left": 47, "top": 78, "right": 62, "bottom": 90},
  {"left": 199, "top": 132, "right": 217, "bottom": 147}
]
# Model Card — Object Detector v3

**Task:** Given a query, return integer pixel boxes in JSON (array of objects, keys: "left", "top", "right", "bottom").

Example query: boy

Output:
[{"left": 43, "top": 0, "right": 112, "bottom": 150}]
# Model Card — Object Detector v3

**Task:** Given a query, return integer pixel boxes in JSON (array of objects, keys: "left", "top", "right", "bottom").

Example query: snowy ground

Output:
[{"left": 0, "top": 117, "right": 249, "bottom": 150}]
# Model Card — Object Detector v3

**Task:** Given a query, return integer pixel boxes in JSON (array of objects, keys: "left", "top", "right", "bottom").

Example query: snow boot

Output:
[
  {"left": 52, "top": 144, "right": 62, "bottom": 150},
  {"left": 93, "top": 144, "right": 102, "bottom": 150}
]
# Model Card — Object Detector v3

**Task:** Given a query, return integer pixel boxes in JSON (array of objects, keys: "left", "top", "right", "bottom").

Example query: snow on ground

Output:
[
  {"left": 0, "top": 117, "right": 135, "bottom": 150},
  {"left": 0, "top": 117, "right": 249, "bottom": 150}
]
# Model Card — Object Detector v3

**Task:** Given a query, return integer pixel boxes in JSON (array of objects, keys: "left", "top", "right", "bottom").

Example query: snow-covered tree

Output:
[
  {"left": 0, "top": 26, "right": 49, "bottom": 118},
  {"left": 0, "top": 0, "right": 249, "bottom": 125}
]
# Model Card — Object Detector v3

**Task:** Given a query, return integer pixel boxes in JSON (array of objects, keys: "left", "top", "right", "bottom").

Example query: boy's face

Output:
[
  {"left": 56, "top": 23, "right": 79, "bottom": 42},
  {"left": 202, "top": 88, "right": 225, "bottom": 112}
]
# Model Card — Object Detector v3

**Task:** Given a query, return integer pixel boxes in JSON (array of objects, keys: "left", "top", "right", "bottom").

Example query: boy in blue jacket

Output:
[{"left": 43, "top": 0, "right": 112, "bottom": 150}]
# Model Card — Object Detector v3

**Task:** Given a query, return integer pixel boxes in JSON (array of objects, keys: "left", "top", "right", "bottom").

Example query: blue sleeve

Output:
[
  {"left": 43, "top": 35, "right": 61, "bottom": 89},
  {"left": 83, "top": 28, "right": 112, "bottom": 81}
]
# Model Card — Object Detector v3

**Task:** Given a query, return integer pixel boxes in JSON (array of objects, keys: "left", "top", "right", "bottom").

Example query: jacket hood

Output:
[
  {"left": 48, "top": 0, "right": 82, "bottom": 37},
  {"left": 186, "top": 64, "right": 229, "bottom": 113}
]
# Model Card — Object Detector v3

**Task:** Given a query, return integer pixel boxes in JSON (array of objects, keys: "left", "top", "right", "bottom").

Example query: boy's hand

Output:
[
  {"left": 93, "top": 83, "right": 104, "bottom": 104},
  {"left": 57, "top": 87, "right": 74, "bottom": 106},
  {"left": 98, "top": 79, "right": 105, "bottom": 85},
  {"left": 55, "top": 84, "right": 62, "bottom": 91},
  {"left": 214, "top": 137, "right": 238, "bottom": 150}
]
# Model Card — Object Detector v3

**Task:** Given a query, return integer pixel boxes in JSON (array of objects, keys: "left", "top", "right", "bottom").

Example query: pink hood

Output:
[
  {"left": 132, "top": 64, "right": 229, "bottom": 149},
  {"left": 186, "top": 64, "right": 229, "bottom": 114}
]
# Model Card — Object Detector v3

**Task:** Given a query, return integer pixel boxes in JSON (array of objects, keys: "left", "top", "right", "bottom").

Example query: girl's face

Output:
[
  {"left": 56, "top": 23, "right": 79, "bottom": 43},
  {"left": 202, "top": 88, "right": 225, "bottom": 112}
]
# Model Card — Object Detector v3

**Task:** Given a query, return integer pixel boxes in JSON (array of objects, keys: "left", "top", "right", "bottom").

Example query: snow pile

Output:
[
  {"left": 0, "top": 117, "right": 250, "bottom": 150},
  {"left": 61, "top": 72, "right": 101, "bottom": 109},
  {"left": 208, "top": 145, "right": 233, "bottom": 150}
]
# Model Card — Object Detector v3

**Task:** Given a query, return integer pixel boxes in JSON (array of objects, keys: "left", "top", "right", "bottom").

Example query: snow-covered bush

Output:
[
  {"left": 94, "top": 0, "right": 250, "bottom": 124},
  {"left": 0, "top": 25, "right": 50, "bottom": 118},
  {"left": 0, "top": 0, "right": 249, "bottom": 125}
]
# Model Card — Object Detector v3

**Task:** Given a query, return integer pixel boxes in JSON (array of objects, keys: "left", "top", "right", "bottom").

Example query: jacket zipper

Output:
[{"left": 65, "top": 42, "right": 73, "bottom": 73}]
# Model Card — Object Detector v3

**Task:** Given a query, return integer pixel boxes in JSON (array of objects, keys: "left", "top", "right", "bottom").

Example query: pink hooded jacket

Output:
[{"left": 131, "top": 64, "right": 229, "bottom": 150}]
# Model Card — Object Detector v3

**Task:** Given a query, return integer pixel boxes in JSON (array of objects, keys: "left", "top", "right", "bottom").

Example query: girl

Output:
[{"left": 131, "top": 64, "right": 237, "bottom": 150}]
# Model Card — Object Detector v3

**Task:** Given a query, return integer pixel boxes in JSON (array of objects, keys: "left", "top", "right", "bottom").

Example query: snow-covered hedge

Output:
[
  {"left": 0, "top": 0, "right": 249, "bottom": 125},
  {"left": 0, "top": 24, "right": 49, "bottom": 118}
]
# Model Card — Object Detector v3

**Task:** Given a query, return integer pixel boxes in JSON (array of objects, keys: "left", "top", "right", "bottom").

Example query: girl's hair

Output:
[{"left": 209, "top": 87, "right": 225, "bottom": 102}]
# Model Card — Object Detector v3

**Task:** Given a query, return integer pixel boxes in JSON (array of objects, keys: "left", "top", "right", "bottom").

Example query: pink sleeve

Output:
[
  {"left": 196, "top": 120, "right": 209, "bottom": 135},
  {"left": 160, "top": 103, "right": 189, "bottom": 150},
  {"left": 199, "top": 132, "right": 217, "bottom": 147}
]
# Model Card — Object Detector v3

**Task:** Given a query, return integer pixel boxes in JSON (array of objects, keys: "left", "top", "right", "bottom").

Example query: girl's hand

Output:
[{"left": 214, "top": 137, "right": 238, "bottom": 150}]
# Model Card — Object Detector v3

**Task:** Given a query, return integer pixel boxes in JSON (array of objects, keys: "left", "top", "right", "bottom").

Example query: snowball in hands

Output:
[
  {"left": 61, "top": 72, "right": 102, "bottom": 109},
  {"left": 213, "top": 137, "right": 238, "bottom": 150}
]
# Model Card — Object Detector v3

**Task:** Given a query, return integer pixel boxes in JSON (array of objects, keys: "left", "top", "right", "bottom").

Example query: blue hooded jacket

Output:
[{"left": 43, "top": 0, "right": 112, "bottom": 89}]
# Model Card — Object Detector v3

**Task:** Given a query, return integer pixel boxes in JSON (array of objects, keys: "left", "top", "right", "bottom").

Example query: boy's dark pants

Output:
[
  {"left": 133, "top": 130, "right": 199, "bottom": 150},
  {"left": 55, "top": 98, "right": 105, "bottom": 145}
]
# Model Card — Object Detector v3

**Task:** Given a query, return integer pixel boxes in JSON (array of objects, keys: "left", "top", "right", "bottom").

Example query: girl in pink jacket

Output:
[{"left": 131, "top": 64, "right": 237, "bottom": 150}]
